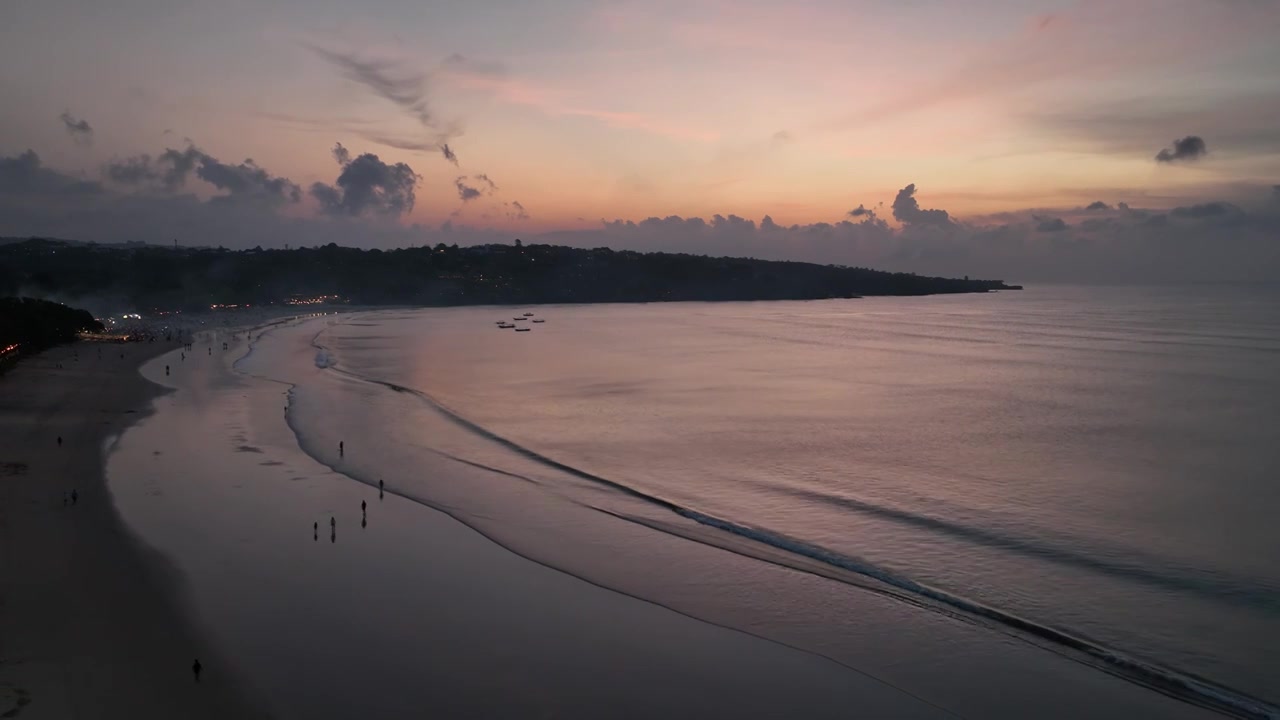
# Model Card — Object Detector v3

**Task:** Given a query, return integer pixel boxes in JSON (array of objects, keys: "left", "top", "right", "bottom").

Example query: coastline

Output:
[
  {"left": 105, "top": 310, "right": 1233, "bottom": 719},
  {"left": 0, "top": 340, "right": 257, "bottom": 719}
]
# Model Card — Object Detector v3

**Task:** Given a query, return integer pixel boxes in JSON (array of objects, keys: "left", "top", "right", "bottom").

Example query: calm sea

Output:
[{"left": 263, "top": 284, "right": 1280, "bottom": 713}]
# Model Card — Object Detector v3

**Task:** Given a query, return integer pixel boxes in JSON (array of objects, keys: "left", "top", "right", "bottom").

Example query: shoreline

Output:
[{"left": 0, "top": 339, "right": 257, "bottom": 718}]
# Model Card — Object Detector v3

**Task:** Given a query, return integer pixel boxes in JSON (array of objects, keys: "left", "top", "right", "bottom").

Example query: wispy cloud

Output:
[{"left": 306, "top": 44, "right": 463, "bottom": 162}]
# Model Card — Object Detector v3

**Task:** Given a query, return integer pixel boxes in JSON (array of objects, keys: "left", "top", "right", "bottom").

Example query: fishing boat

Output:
[
  {"left": 532, "top": 319, "right": 545, "bottom": 323},
  {"left": 515, "top": 327, "right": 531, "bottom": 332}
]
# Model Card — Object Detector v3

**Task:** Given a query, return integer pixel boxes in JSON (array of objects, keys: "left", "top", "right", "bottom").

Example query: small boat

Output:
[
  {"left": 523, "top": 313, "right": 534, "bottom": 317},
  {"left": 513, "top": 317, "right": 527, "bottom": 321},
  {"left": 531, "top": 319, "right": 545, "bottom": 323},
  {"left": 515, "top": 327, "right": 531, "bottom": 332},
  {"left": 498, "top": 323, "right": 515, "bottom": 328}
]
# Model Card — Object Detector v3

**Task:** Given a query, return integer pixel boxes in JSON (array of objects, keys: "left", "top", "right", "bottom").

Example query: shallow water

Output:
[{"left": 110, "top": 286, "right": 1280, "bottom": 718}]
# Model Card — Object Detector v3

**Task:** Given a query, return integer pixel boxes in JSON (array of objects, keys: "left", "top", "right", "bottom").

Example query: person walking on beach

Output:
[
  {"left": 192, "top": 658, "right": 202, "bottom": 682},
  {"left": 361, "top": 500, "right": 366, "bottom": 514},
  {"left": 339, "top": 441, "right": 344, "bottom": 457},
  {"left": 56, "top": 436, "right": 62, "bottom": 448},
  {"left": 70, "top": 489, "right": 78, "bottom": 505}
]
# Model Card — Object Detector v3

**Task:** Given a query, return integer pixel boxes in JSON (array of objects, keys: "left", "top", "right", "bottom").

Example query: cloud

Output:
[
  {"left": 0, "top": 150, "right": 102, "bottom": 195},
  {"left": 194, "top": 157, "right": 301, "bottom": 205},
  {"left": 455, "top": 177, "right": 481, "bottom": 202},
  {"left": 308, "top": 45, "right": 462, "bottom": 163},
  {"left": 332, "top": 142, "right": 351, "bottom": 166},
  {"left": 6, "top": 146, "right": 1280, "bottom": 285},
  {"left": 892, "top": 184, "right": 951, "bottom": 226},
  {"left": 311, "top": 151, "right": 419, "bottom": 216},
  {"left": 848, "top": 204, "right": 874, "bottom": 218},
  {"left": 307, "top": 46, "right": 434, "bottom": 128},
  {"left": 59, "top": 112, "right": 93, "bottom": 146},
  {"left": 1034, "top": 216, "right": 1068, "bottom": 232},
  {"left": 362, "top": 135, "right": 459, "bottom": 165},
  {"left": 1086, "top": 201, "right": 1111, "bottom": 211},
  {"left": 1155, "top": 135, "right": 1207, "bottom": 163},
  {"left": 1169, "top": 201, "right": 1239, "bottom": 218},
  {"left": 103, "top": 145, "right": 297, "bottom": 204},
  {"left": 453, "top": 174, "right": 498, "bottom": 202}
]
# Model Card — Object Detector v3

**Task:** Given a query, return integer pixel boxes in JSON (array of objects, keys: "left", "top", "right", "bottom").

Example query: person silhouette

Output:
[
  {"left": 361, "top": 500, "right": 366, "bottom": 514},
  {"left": 166, "top": 365, "right": 170, "bottom": 376},
  {"left": 192, "top": 658, "right": 202, "bottom": 682},
  {"left": 57, "top": 436, "right": 62, "bottom": 448},
  {"left": 71, "top": 489, "right": 78, "bottom": 505},
  {"left": 362, "top": 516, "right": 367, "bottom": 529},
  {"left": 330, "top": 516, "right": 336, "bottom": 529},
  {"left": 339, "top": 441, "right": 344, "bottom": 457}
]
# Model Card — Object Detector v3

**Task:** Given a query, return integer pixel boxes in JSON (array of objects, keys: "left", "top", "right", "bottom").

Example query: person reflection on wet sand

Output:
[
  {"left": 379, "top": 478, "right": 384, "bottom": 500},
  {"left": 362, "top": 516, "right": 367, "bottom": 529},
  {"left": 313, "top": 521, "right": 318, "bottom": 541}
]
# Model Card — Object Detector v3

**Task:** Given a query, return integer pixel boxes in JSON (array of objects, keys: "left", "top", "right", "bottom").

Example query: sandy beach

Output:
[{"left": 0, "top": 340, "right": 256, "bottom": 719}]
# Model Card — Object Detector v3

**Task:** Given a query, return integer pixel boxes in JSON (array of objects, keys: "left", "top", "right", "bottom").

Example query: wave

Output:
[
  {"left": 736, "top": 480, "right": 1277, "bottom": 613},
  {"left": 308, "top": 332, "right": 1278, "bottom": 719}
]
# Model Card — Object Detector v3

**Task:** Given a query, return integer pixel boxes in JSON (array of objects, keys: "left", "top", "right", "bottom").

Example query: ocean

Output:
[{"left": 111, "top": 284, "right": 1280, "bottom": 718}]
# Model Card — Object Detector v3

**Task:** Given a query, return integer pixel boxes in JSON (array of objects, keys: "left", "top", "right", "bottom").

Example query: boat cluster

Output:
[{"left": 496, "top": 312, "right": 547, "bottom": 332}]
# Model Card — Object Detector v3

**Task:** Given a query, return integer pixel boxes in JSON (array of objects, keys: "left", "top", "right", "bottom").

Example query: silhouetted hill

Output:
[
  {"left": 0, "top": 296, "right": 104, "bottom": 360},
  {"left": 0, "top": 238, "right": 1019, "bottom": 313}
]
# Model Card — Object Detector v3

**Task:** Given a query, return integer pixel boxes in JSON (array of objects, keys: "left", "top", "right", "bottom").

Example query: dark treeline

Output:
[
  {"left": 0, "top": 238, "right": 1018, "bottom": 312},
  {"left": 0, "top": 296, "right": 104, "bottom": 351}
]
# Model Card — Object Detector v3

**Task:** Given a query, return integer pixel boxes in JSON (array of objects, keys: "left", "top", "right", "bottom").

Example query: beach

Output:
[{"left": 0, "top": 340, "right": 255, "bottom": 719}]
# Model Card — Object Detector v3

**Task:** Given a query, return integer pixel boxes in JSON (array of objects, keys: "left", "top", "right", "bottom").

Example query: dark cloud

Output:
[
  {"left": 312, "top": 152, "right": 419, "bottom": 216},
  {"left": 1170, "top": 201, "right": 1239, "bottom": 218},
  {"left": 0, "top": 150, "right": 102, "bottom": 195},
  {"left": 103, "top": 145, "right": 296, "bottom": 204},
  {"left": 1034, "top": 216, "right": 1068, "bottom": 232},
  {"left": 332, "top": 142, "right": 351, "bottom": 166},
  {"left": 454, "top": 174, "right": 498, "bottom": 202},
  {"left": 1086, "top": 201, "right": 1111, "bottom": 211},
  {"left": 455, "top": 177, "right": 481, "bottom": 201},
  {"left": 1155, "top": 135, "right": 1207, "bottom": 163},
  {"left": 848, "top": 204, "right": 874, "bottom": 218},
  {"left": 59, "top": 112, "right": 93, "bottom": 145},
  {"left": 892, "top": 184, "right": 951, "bottom": 226},
  {"left": 441, "top": 143, "right": 458, "bottom": 165},
  {"left": 195, "top": 157, "right": 301, "bottom": 205}
]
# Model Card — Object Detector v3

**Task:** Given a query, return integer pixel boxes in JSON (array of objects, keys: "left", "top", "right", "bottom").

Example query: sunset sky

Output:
[{"left": 2, "top": 0, "right": 1279, "bottom": 280}]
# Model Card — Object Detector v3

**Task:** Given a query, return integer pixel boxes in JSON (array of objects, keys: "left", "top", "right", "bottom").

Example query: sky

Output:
[{"left": 2, "top": 0, "right": 1279, "bottom": 282}]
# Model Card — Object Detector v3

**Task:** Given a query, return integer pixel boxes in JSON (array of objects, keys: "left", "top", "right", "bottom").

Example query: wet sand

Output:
[{"left": 0, "top": 341, "right": 257, "bottom": 719}]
